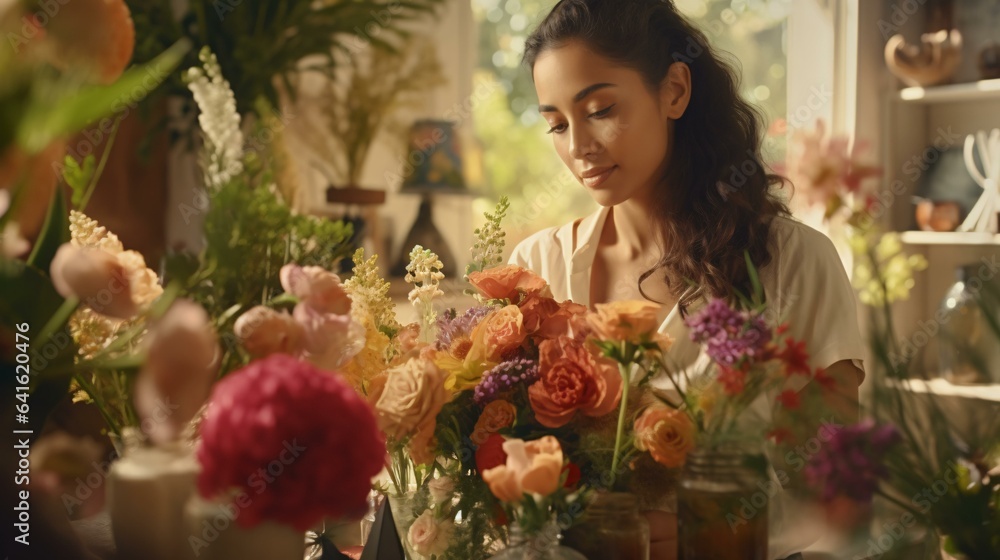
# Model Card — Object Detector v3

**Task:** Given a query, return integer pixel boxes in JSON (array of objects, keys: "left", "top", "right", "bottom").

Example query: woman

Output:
[{"left": 509, "top": 1, "right": 866, "bottom": 559}]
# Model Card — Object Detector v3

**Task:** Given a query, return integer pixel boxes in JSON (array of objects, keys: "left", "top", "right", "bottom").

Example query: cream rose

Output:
[
  {"left": 407, "top": 510, "right": 452, "bottom": 556},
  {"left": 427, "top": 476, "right": 456, "bottom": 506},
  {"left": 375, "top": 357, "right": 449, "bottom": 461}
]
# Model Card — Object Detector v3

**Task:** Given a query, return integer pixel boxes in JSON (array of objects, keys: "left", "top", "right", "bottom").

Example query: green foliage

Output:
[
  {"left": 164, "top": 145, "right": 353, "bottom": 376},
  {"left": 466, "top": 196, "right": 510, "bottom": 278}
]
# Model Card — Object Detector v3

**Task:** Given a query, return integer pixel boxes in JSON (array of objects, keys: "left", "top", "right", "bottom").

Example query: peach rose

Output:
[
  {"left": 537, "top": 300, "right": 590, "bottom": 340},
  {"left": 135, "top": 300, "right": 220, "bottom": 445},
  {"left": 50, "top": 243, "right": 137, "bottom": 319},
  {"left": 468, "top": 264, "right": 551, "bottom": 304},
  {"left": 470, "top": 305, "right": 526, "bottom": 362},
  {"left": 528, "top": 337, "right": 623, "bottom": 428},
  {"left": 587, "top": 300, "right": 662, "bottom": 343},
  {"left": 280, "top": 264, "right": 352, "bottom": 315},
  {"left": 234, "top": 306, "right": 306, "bottom": 358},
  {"left": 634, "top": 406, "right": 695, "bottom": 468},
  {"left": 482, "top": 436, "right": 563, "bottom": 502},
  {"left": 407, "top": 510, "right": 452, "bottom": 556},
  {"left": 375, "top": 357, "right": 449, "bottom": 464},
  {"left": 472, "top": 400, "right": 517, "bottom": 445}
]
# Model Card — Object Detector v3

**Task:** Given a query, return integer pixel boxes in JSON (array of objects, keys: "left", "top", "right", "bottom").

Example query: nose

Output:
[{"left": 568, "top": 124, "right": 603, "bottom": 161}]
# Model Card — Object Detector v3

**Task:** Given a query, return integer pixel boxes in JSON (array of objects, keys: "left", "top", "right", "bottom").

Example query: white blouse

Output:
[{"left": 509, "top": 204, "right": 867, "bottom": 559}]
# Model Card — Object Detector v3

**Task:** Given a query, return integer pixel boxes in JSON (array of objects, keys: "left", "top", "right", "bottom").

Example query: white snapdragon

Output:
[{"left": 185, "top": 48, "right": 244, "bottom": 189}]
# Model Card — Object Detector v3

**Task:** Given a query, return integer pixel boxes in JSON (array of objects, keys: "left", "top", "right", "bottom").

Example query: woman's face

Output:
[{"left": 532, "top": 40, "right": 689, "bottom": 207}]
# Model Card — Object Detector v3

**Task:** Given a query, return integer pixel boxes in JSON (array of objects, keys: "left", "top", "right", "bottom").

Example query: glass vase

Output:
[
  {"left": 387, "top": 492, "right": 424, "bottom": 560},
  {"left": 562, "top": 492, "right": 650, "bottom": 560},
  {"left": 938, "top": 262, "right": 1000, "bottom": 384},
  {"left": 489, "top": 519, "right": 587, "bottom": 560},
  {"left": 677, "top": 446, "right": 768, "bottom": 560}
]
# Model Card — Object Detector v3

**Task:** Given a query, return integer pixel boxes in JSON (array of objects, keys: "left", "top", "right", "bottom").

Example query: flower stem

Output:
[{"left": 610, "top": 362, "right": 631, "bottom": 487}]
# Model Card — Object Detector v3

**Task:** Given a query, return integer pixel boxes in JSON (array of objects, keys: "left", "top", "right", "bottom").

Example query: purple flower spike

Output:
[{"left": 473, "top": 359, "right": 539, "bottom": 406}]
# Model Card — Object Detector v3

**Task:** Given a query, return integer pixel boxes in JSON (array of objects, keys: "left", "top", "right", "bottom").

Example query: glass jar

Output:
[
  {"left": 489, "top": 519, "right": 587, "bottom": 560},
  {"left": 939, "top": 263, "right": 1000, "bottom": 384},
  {"left": 562, "top": 492, "right": 650, "bottom": 560},
  {"left": 677, "top": 446, "right": 768, "bottom": 560}
]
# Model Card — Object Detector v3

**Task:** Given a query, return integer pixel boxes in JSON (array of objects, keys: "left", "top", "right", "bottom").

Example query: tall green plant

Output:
[{"left": 126, "top": 0, "right": 446, "bottom": 117}]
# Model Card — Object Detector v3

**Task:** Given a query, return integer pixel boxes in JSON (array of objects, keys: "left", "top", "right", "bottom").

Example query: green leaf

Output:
[
  {"left": 17, "top": 39, "right": 191, "bottom": 152},
  {"left": 744, "top": 250, "right": 763, "bottom": 305},
  {"left": 26, "top": 188, "right": 70, "bottom": 272},
  {"left": 63, "top": 155, "right": 97, "bottom": 207}
]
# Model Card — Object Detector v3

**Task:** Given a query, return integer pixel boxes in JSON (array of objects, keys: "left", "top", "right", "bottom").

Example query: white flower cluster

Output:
[
  {"left": 185, "top": 47, "right": 244, "bottom": 189},
  {"left": 405, "top": 245, "right": 445, "bottom": 334}
]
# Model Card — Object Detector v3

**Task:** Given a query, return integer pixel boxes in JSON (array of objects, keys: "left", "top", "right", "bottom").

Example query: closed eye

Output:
[
  {"left": 590, "top": 104, "right": 615, "bottom": 118},
  {"left": 546, "top": 104, "right": 616, "bottom": 135}
]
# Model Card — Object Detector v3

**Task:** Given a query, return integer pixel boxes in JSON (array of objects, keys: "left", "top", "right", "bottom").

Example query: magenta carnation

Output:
[
  {"left": 196, "top": 354, "right": 386, "bottom": 530},
  {"left": 805, "top": 419, "right": 901, "bottom": 502}
]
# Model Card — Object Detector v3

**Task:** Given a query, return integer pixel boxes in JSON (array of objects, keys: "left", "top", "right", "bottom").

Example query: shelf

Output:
[
  {"left": 895, "top": 78, "right": 1000, "bottom": 104},
  {"left": 894, "top": 378, "right": 1000, "bottom": 403},
  {"left": 899, "top": 230, "right": 1000, "bottom": 246}
]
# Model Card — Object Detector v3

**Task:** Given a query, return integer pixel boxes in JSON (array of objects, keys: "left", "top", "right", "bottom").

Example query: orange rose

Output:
[
  {"left": 470, "top": 305, "right": 526, "bottom": 361},
  {"left": 634, "top": 406, "right": 695, "bottom": 468},
  {"left": 471, "top": 400, "right": 517, "bottom": 445},
  {"left": 528, "top": 337, "right": 623, "bottom": 428},
  {"left": 537, "top": 300, "right": 590, "bottom": 340},
  {"left": 586, "top": 301, "right": 662, "bottom": 343},
  {"left": 518, "top": 294, "right": 560, "bottom": 335},
  {"left": 482, "top": 436, "right": 563, "bottom": 502},
  {"left": 468, "top": 264, "right": 551, "bottom": 304}
]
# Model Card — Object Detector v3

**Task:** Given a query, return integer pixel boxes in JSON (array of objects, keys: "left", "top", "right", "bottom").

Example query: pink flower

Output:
[
  {"left": 49, "top": 244, "right": 137, "bottom": 319},
  {"left": 293, "top": 302, "right": 364, "bottom": 371},
  {"left": 528, "top": 337, "right": 622, "bottom": 428},
  {"left": 135, "top": 300, "right": 219, "bottom": 445},
  {"left": 482, "top": 436, "right": 564, "bottom": 502},
  {"left": 789, "top": 119, "right": 881, "bottom": 214},
  {"left": 279, "top": 264, "right": 352, "bottom": 315},
  {"left": 196, "top": 354, "right": 386, "bottom": 530}
]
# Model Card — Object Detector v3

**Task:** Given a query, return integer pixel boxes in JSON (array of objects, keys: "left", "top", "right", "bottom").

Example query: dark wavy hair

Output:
[{"left": 523, "top": 0, "right": 791, "bottom": 313}]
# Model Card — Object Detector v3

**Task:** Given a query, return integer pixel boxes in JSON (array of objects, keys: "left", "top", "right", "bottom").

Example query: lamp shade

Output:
[{"left": 399, "top": 120, "right": 466, "bottom": 193}]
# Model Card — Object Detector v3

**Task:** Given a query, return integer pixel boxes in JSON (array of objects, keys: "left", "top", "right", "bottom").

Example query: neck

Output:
[{"left": 603, "top": 197, "right": 660, "bottom": 259}]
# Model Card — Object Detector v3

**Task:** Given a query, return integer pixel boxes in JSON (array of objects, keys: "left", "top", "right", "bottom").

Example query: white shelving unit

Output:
[
  {"left": 899, "top": 230, "right": 1000, "bottom": 245},
  {"left": 882, "top": 75, "right": 1000, "bottom": 381}
]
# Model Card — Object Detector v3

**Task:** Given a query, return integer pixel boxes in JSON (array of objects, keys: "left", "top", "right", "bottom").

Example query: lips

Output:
[{"left": 580, "top": 165, "right": 617, "bottom": 189}]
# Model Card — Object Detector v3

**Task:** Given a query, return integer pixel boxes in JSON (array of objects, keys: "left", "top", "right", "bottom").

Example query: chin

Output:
[{"left": 584, "top": 185, "right": 634, "bottom": 208}]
